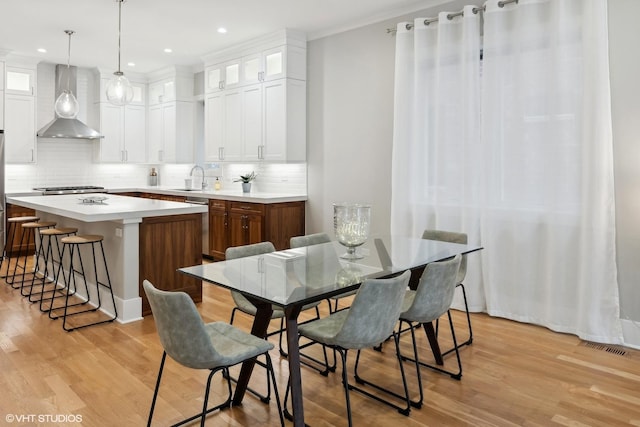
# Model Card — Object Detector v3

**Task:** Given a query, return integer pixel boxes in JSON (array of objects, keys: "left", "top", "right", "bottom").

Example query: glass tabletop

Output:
[{"left": 179, "top": 235, "right": 482, "bottom": 308}]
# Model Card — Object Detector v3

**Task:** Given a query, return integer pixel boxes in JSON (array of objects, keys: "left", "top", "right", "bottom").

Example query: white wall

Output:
[
  {"left": 307, "top": 21, "right": 397, "bottom": 235},
  {"left": 305, "top": 0, "right": 640, "bottom": 345}
]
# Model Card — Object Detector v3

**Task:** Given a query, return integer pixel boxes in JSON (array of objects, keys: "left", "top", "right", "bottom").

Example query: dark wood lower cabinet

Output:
[
  {"left": 4, "top": 203, "right": 37, "bottom": 256},
  {"left": 265, "top": 202, "right": 306, "bottom": 251},
  {"left": 209, "top": 200, "right": 305, "bottom": 260},
  {"left": 138, "top": 213, "right": 203, "bottom": 316}
]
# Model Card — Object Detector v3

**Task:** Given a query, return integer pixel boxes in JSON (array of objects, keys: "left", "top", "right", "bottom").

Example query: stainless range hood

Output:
[{"left": 37, "top": 65, "right": 103, "bottom": 139}]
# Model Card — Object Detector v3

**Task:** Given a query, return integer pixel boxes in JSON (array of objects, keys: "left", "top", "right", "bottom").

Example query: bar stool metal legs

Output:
[
  {"left": 1, "top": 216, "right": 40, "bottom": 282},
  {"left": 16, "top": 221, "right": 57, "bottom": 296},
  {"left": 29, "top": 227, "right": 78, "bottom": 310},
  {"left": 47, "top": 234, "right": 118, "bottom": 331}
]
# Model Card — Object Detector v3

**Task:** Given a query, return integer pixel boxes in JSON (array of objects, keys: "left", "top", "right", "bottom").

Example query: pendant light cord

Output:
[
  {"left": 117, "top": 0, "right": 123, "bottom": 74},
  {"left": 64, "top": 30, "right": 74, "bottom": 91}
]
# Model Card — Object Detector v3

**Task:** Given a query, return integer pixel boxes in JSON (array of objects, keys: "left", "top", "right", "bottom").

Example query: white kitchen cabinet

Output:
[
  {"left": 5, "top": 66, "right": 35, "bottom": 96},
  {"left": 97, "top": 77, "right": 145, "bottom": 105},
  {"left": 205, "top": 64, "right": 223, "bottom": 93},
  {"left": 148, "top": 79, "right": 175, "bottom": 106},
  {"left": 204, "top": 89, "right": 242, "bottom": 162},
  {"left": 5, "top": 93, "right": 36, "bottom": 163},
  {"left": 203, "top": 29, "right": 307, "bottom": 162},
  {"left": 241, "top": 84, "right": 263, "bottom": 159},
  {"left": 94, "top": 103, "right": 146, "bottom": 163},
  {"left": 204, "top": 59, "right": 241, "bottom": 94},
  {"left": 242, "top": 79, "right": 306, "bottom": 162},
  {"left": 261, "top": 45, "right": 305, "bottom": 82},
  {"left": 148, "top": 101, "right": 195, "bottom": 163}
]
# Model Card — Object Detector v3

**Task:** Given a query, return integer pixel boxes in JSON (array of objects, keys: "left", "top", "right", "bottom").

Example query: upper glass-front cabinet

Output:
[
  {"left": 6, "top": 67, "right": 35, "bottom": 96},
  {"left": 264, "top": 49, "right": 284, "bottom": 80}
]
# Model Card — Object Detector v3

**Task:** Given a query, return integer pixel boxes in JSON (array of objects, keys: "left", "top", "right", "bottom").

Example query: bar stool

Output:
[
  {"left": 8, "top": 220, "right": 56, "bottom": 294},
  {"left": 1, "top": 215, "right": 40, "bottom": 281},
  {"left": 16, "top": 221, "right": 57, "bottom": 296},
  {"left": 29, "top": 227, "right": 78, "bottom": 310},
  {"left": 49, "top": 234, "right": 118, "bottom": 331}
]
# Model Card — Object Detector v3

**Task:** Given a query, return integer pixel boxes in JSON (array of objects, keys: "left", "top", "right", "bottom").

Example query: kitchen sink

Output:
[{"left": 171, "top": 188, "right": 199, "bottom": 191}]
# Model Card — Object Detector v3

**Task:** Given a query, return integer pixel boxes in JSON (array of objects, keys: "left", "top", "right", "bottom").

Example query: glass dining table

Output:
[{"left": 179, "top": 235, "right": 483, "bottom": 427}]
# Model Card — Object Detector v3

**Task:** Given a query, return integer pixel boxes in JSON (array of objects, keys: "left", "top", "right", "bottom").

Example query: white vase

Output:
[{"left": 242, "top": 182, "right": 251, "bottom": 193}]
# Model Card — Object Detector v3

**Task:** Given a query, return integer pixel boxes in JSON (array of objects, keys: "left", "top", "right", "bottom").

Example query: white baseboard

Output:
[
  {"left": 621, "top": 319, "right": 640, "bottom": 350},
  {"left": 116, "top": 296, "right": 143, "bottom": 324}
]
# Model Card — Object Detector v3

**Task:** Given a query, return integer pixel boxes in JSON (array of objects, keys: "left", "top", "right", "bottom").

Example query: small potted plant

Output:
[{"left": 234, "top": 171, "right": 256, "bottom": 193}]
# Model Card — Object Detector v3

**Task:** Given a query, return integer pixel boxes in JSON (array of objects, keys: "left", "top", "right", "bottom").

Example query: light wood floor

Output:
[{"left": 2, "top": 268, "right": 640, "bottom": 426}]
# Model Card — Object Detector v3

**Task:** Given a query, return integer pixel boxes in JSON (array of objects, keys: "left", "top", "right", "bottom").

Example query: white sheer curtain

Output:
[
  {"left": 391, "top": 0, "right": 622, "bottom": 343},
  {"left": 480, "top": 0, "right": 620, "bottom": 343},
  {"left": 391, "top": 6, "right": 485, "bottom": 312}
]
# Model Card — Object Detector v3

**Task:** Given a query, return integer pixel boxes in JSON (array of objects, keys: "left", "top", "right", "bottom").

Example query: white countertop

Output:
[
  {"left": 6, "top": 187, "right": 307, "bottom": 204},
  {"left": 6, "top": 193, "right": 208, "bottom": 223},
  {"left": 108, "top": 186, "right": 308, "bottom": 203}
]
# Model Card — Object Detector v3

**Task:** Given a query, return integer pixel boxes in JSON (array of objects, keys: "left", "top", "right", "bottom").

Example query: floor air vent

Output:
[{"left": 582, "top": 341, "right": 627, "bottom": 356}]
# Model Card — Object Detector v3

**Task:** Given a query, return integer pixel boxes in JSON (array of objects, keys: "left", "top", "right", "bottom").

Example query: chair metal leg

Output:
[
  {"left": 280, "top": 307, "right": 333, "bottom": 376},
  {"left": 147, "top": 351, "right": 167, "bottom": 427},
  {"left": 265, "top": 353, "right": 286, "bottom": 427},
  {"left": 403, "top": 311, "right": 463, "bottom": 380},
  {"left": 401, "top": 319, "right": 426, "bottom": 408},
  {"left": 339, "top": 349, "right": 354, "bottom": 427},
  {"left": 437, "top": 283, "right": 473, "bottom": 358},
  {"left": 226, "top": 309, "right": 273, "bottom": 403},
  {"left": 150, "top": 351, "right": 282, "bottom": 427},
  {"left": 284, "top": 346, "right": 356, "bottom": 426},
  {"left": 351, "top": 332, "right": 411, "bottom": 416}
]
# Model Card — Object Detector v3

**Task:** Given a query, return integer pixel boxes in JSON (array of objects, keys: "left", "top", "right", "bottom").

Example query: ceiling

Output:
[{"left": 0, "top": 0, "right": 445, "bottom": 75}]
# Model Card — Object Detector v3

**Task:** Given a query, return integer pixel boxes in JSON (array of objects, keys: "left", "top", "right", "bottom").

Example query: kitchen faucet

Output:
[{"left": 190, "top": 165, "right": 206, "bottom": 190}]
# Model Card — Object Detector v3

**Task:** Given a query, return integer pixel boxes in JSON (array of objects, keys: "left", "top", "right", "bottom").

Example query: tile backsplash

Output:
[{"left": 5, "top": 139, "right": 307, "bottom": 194}]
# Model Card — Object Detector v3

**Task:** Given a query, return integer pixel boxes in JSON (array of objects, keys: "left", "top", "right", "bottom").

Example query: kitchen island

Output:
[{"left": 5, "top": 193, "right": 208, "bottom": 322}]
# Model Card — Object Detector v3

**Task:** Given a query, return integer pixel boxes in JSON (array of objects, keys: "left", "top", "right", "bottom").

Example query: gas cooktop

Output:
[{"left": 33, "top": 185, "right": 106, "bottom": 195}]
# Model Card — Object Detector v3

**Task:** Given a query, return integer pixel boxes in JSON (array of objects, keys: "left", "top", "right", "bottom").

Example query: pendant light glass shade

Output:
[
  {"left": 54, "top": 30, "right": 80, "bottom": 119},
  {"left": 54, "top": 90, "right": 80, "bottom": 118},
  {"left": 106, "top": 72, "right": 134, "bottom": 106},
  {"left": 106, "top": 0, "right": 133, "bottom": 106}
]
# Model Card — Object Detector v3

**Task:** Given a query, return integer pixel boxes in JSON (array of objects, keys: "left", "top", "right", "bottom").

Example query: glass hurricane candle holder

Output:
[{"left": 333, "top": 203, "right": 371, "bottom": 260}]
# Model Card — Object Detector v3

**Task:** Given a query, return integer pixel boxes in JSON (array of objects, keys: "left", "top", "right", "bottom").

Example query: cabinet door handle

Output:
[
  {"left": 258, "top": 71, "right": 264, "bottom": 82},
  {"left": 31, "top": 149, "right": 34, "bottom": 162},
  {"left": 218, "top": 147, "right": 224, "bottom": 160},
  {"left": 159, "top": 150, "right": 164, "bottom": 162},
  {"left": 258, "top": 145, "right": 264, "bottom": 159},
  {"left": 219, "top": 81, "right": 225, "bottom": 90}
]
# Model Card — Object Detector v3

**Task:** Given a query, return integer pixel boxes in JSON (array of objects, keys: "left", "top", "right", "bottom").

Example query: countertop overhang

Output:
[{"left": 6, "top": 193, "right": 208, "bottom": 223}]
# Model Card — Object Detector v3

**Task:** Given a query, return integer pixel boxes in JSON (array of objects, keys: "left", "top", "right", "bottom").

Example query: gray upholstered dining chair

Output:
[
  {"left": 421, "top": 229, "right": 473, "bottom": 353},
  {"left": 143, "top": 280, "right": 284, "bottom": 427},
  {"left": 397, "top": 254, "right": 462, "bottom": 408},
  {"left": 226, "top": 242, "right": 329, "bottom": 386},
  {"left": 284, "top": 270, "right": 413, "bottom": 426},
  {"left": 290, "top": 232, "right": 356, "bottom": 313}
]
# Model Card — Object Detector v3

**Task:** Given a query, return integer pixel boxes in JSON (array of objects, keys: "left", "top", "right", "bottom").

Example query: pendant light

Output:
[
  {"left": 106, "top": 0, "right": 134, "bottom": 106},
  {"left": 54, "top": 30, "right": 80, "bottom": 119}
]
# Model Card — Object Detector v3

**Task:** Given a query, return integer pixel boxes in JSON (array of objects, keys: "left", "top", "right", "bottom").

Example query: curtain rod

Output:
[{"left": 386, "top": 0, "right": 518, "bottom": 35}]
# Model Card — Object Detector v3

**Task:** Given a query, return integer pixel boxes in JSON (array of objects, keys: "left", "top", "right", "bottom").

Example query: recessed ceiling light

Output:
[
  {"left": 164, "top": 48, "right": 172, "bottom": 53},
  {"left": 127, "top": 62, "right": 135, "bottom": 67},
  {"left": 37, "top": 48, "right": 47, "bottom": 53},
  {"left": 217, "top": 27, "right": 227, "bottom": 34}
]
